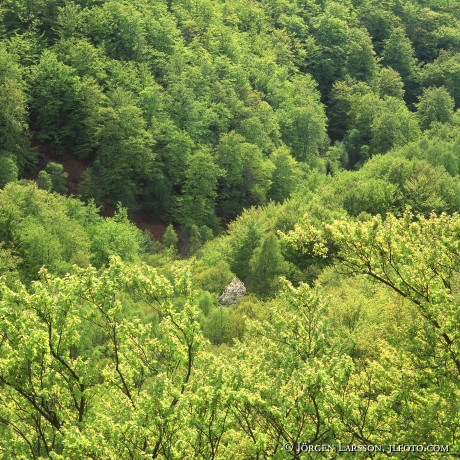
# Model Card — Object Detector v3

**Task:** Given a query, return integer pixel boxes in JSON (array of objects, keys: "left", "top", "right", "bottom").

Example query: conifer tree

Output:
[
  {"left": 163, "top": 223, "right": 179, "bottom": 251},
  {"left": 247, "top": 232, "right": 288, "bottom": 297}
]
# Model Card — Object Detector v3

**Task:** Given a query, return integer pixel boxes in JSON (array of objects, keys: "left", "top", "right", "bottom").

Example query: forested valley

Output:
[{"left": 1, "top": 0, "right": 460, "bottom": 458}]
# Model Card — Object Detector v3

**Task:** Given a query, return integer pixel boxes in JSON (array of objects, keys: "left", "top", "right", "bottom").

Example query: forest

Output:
[{"left": 1, "top": 0, "right": 460, "bottom": 458}]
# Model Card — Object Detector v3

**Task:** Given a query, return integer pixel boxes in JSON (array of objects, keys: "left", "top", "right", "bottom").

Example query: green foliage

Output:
[
  {"left": 4, "top": 0, "right": 460, "bottom": 453},
  {"left": 310, "top": 7, "right": 350, "bottom": 95},
  {"left": 4, "top": 0, "right": 454, "bottom": 219},
  {"left": 0, "top": 43, "right": 32, "bottom": 171},
  {"left": 374, "top": 66, "right": 405, "bottom": 99},
  {"left": 0, "top": 154, "right": 18, "bottom": 188},
  {"left": 402, "top": 161, "right": 460, "bottom": 214},
  {"left": 19, "top": 215, "right": 69, "bottom": 274},
  {"left": 382, "top": 26, "right": 418, "bottom": 83},
  {"left": 42, "top": 161, "right": 68, "bottom": 194},
  {"left": 192, "top": 236, "right": 235, "bottom": 293},
  {"left": 0, "top": 183, "right": 149, "bottom": 280},
  {"left": 420, "top": 50, "right": 460, "bottom": 108},
  {"left": 346, "top": 27, "right": 379, "bottom": 82},
  {"left": 190, "top": 225, "right": 205, "bottom": 255},
  {"left": 0, "top": 242, "right": 21, "bottom": 285},
  {"left": 29, "top": 50, "right": 84, "bottom": 147},
  {"left": 268, "top": 146, "right": 302, "bottom": 202},
  {"left": 1, "top": 0, "right": 64, "bottom": 36},
  {"left": 328, "top": 78, "right": 371, "bottom": 142},
  {"left": 270, "top": 75, "right": 328, "bottom": 160},
  {"left": 0, "top": 257, "right": 207, "bottom": 458},
  {"left": 91, "top": 90, "right": 156, "bottom": 206},
  {"left": 370, "top": 96, "right": 421, "bottom": 154},
  {"left": 247, "top": 232, "right": 288, "bottom": 297},
  {"left": 177, "top": 149, "right": 224, "bottom": 230},
  {"left": 3, "top": 212, "right": 460, "bottom": 455},
  {"left": 0, "top": 182, "right": 93, "bottom": 280},
  {"left": 193, "top": 258, "right": 234, "bottom": 294},
  {"left": 399, "top": 133, "right": 460, "bottom": 177},
  {"left": 36, "top": 169, "right": 52, "bottom": 191},
  {"left": 285, "top": 210, "right": 460, "bottom": 381},
  {"left": 317, "top": 268, "right": 399, "bottom": 359},
  {"left": 163, "top": 223, "right": 179, "bottom": 251},
  {"left": 416, "top": 86, "right": 455, "bottom": 129},
  {"left": 203, "top": 306, "right": 233, "bottom": 345},
  {"left": 281, "top": 210, "right": 460, "bottom": 448},
  {"left": 343, "top": 177, "right": 399, "bottom": 216},
  {"left": 228, "top": 219, "right": 263, "bottom": 282},
  {"left": 216, "top": 132, "right": 274, "bottom": 218},
  {"left": 88, "top": 204, "right": 145, "bottom": 267},
  {"left": 186, "top": 224, "right": 214, "bottom": 256},
  {"left": 223, "top": 281, "right": 347, "bottom": 457},
  {"left": 52, "top": 37, "right": 108, "bottom": 82},
  {"left": 197, "top": 290, "right": 215, "bottom": 316}
]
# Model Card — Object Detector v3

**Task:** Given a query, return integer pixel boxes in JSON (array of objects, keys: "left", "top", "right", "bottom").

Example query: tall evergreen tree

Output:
[{"left": 247, "top": 232, "right": 288, "bottom": 297}]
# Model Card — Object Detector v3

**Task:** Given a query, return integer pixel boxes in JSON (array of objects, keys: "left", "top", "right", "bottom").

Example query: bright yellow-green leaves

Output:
[
  {"left": 283, "top": 209, "right": 460, "bottom": 450},
  {"left": 0, "top": 257, "right": 205, "bottom": 458},
  {"left": 285, "top": 210, "right": 460, "bottom": 354},
  {"left": 2, "top": 236, "right": 460, "bottom": 457}
]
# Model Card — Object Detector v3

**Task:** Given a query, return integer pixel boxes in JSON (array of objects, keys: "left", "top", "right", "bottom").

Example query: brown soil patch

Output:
[
  {"left": 33, "top": 142, "right": 168, "bottom": 240},
  {"left": 32, "top": 141, "right": 86, "bottom": 195},
  {"left": 60, "top": 152, "right": 86, "bottom": 195},
  {"left": 129, "top": 209, "right": 168, "bottom": 241}
]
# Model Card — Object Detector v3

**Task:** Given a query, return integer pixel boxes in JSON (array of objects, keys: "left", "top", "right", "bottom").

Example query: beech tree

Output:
[
  {"left": 0, "top": 257, "right": 206, "bottom": 459},
  {"left": 228, "top": 219, "right": 263, "bottom": 282},
  {"left": 270, "top": 75, "right": 327, "bottom": 161},
  {"left": 420, "top": 51, "right": 460, "bottom": 108},
  {"left": 29, "top": 51, "right": 84, "bottom": 148},
  {"left": 283, "top": 210, "right": 460, "bottom": 379},
  {"left": 0, "top": 44, "right": 31, "bottom": 171},
  {"left": 224, "top": 281, "right": 347, "bottom": 458},
  {"left": 374, "top": 67, "right": 405, "bottom": 99},
  {"left": 370, "top": 96, "right": 420, "bottom": 154},
  {"left": 163, "top": 224, "right": 179, "bottom": 252},
  {"left": 177, "top": 149, "right": 224, "bottom": 230},
  {"left": 282, "top": 210, "right": 460, "bottom": 447},
  {"left": 382, "top": 27, "right": 418, "bottom": 84},
  {"left": 91, "top": 89, "right": 155, "bottom": 206},
  {"left": 345, "top": 27, "right": 379, "bottom": 82},
  {"left": 0, "top": 155, "right": 18, "bottom": 188},
  {"left": 310, "top": 8, "right": 349, "bottom": 96},
  {"left": 216, "top": 132, "right": 274, "bottom": 218},
  {"left": 268, "top": 146, "right": 302, "bottom": 203},
  {"left": 416, "top": 86, "right": 455, "bottom": 129}
]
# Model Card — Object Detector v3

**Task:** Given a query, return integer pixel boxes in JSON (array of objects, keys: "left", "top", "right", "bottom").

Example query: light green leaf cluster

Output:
[
  {"left": 284, "top": 210, "right": 460, "bottom": 448},
  {"left": 0, "top": 257, "right": 206, "bottom": 458}
]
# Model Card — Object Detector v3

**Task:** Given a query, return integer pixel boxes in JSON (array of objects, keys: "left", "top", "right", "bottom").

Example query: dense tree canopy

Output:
[
  {"left": 2, "top": 0, "right": 459, "bottom": 226},
  {"left": 2, "top": 0, "right": 460, "bottom": 457}
]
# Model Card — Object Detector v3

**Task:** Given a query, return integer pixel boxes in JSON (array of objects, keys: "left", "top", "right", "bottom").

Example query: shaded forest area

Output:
[
  {"left": 3, "top": 0, "right": 460, "bottom": 229},
  {"left": 2, "top": 0, "right": 460, "bottom": 458}
]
